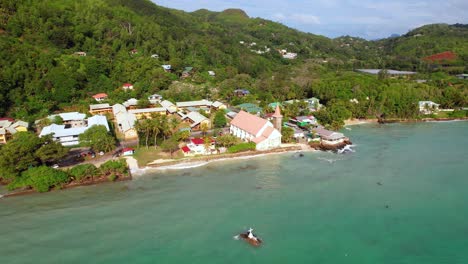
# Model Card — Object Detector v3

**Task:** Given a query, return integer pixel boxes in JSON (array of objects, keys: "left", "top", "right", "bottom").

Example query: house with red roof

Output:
[
  {"left": 122, "top": 83, "right": 134, "bottom": 91},
  {"left": 122, "top": 147, "right": 135, "bottom": 156},
  {"left": 229, "top": 110, "right": 282, "bottom": 151},
  {"left": 92, "top": 93, "right": 108, "bottom": 102},
  {"left": 181, "top": 137, "right": 216, "bottom": 156},
  {"left": 423, "top": 51, "right": 457, "bottom": 64}
]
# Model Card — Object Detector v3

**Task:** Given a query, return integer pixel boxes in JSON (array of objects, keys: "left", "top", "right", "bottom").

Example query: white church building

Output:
[{"left": 229, "top": 107, "right": 282, "bottom": 151}]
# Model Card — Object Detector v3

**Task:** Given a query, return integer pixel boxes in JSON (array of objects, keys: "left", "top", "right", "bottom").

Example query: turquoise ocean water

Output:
[{"left": 1, "top": 122, "right": 468, "bottom": 263}]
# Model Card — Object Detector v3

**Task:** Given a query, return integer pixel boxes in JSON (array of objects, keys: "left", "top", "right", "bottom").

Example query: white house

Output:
[
  {"left": 122, "top": 83, "right": 134, "bottom": 90},
  {"left": 148, "top": 94, "right": 163, "bottom": 104},
  {"left": 39, "top": 115, "right": 110, "bottom": 146},
  {"left": 92, "top": 93, "right": 108, "bottom": 102},
  {"left": 181, "top": 138, "right": 215, "bottom": 156},
  {"left": 230, "top": 110, "right": 282, "bottom": 151},
  {"left": 418, "top": 101, "right": 440, "bottom": 114}
]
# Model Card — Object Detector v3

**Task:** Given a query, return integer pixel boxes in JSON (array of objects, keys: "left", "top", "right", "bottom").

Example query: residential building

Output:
[
  {"left": 128, "top": 107, "right": 167, "bottom": 119},
  {"left": 122, "top": 83, "right": 134, "bottom": 91},
  {"left": 180, "top": 111, "right": 210, "bottom": 130},
  {"left": 208, "top": 71, "right": 216, "bottom": 76},
  {"left": 123, "top": 98, "right": 139, "bottom": 109},
  {"left": 160, "top": 100, "right": 177, "bottom": 114},
  {"left": 230, "top": 110, "right": 282, "bottom": 151},
  {"left": 268, "top": 102, "right": 282, "bottom": 109},
  {"left": 39, "top": 115, "right": 109, "bottom": 146},
  {"left": 113, "top": 104, "right": 138, "bottom": 140},
  {"left": 177, "top": 99, "right": 213, "bottom": 111},
  {"left": 112, "top": 104, "right": 127, "bottom": 116},
  {"left": 122, "top": 148, "right": 135, "bottom": 156},
  {"left": 92, "top": 93, "right": 108, "bottom": 102},
  {"left": 0, "top": 119, "right": 28, "bottom": 144},
  {"left": 181, "top": 137, "right": 215, "bottom": 156},
  {"left": 233, "top": 89, "right": 250, "bottom": 97},
  {"left": 148, "top": 94, "right": 163, "bottom": 104},
  {"left": 418, "top": 101, "right": 440, "bottom": 114},
  {"left": 115, "top": 112, "right": 138, "bottom": 140},
  {"left": 89, "top": 103, "right": 113, "bottom": 115},
  {"left": 162, "top": 65, "right": 172, "bottom": 72},
  {"left": 456, "top": 74, "right": 468, "bottom": 80},
  {"left": 211, "top": 101, "right": 227, "bottom": 110},
  {"left": 48, "top": 112, "right": 86, "bottom": 128},
  {"left": 313, "top": 127, "right": 346, "bottom": 145},
  {"left": 236, "top": 103, "right": 262, "bottom": 115},
  {"left": 176, "top": 99, "right": 226, "bottom": 113},
  {"left": 74, "top": 51, "right": 87, "bottom": 56},
  {"left": 356, "top": 69, "right": 416, "bottom": 76},
  {"left": 290, "top": 115, "right": 317, "bottom": 127}
]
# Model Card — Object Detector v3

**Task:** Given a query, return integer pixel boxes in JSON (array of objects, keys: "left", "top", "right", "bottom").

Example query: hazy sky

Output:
[{"left": 153, "top": 0, "right": 468, "bottom": 39}]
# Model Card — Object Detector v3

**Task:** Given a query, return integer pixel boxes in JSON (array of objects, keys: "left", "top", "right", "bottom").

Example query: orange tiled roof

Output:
[{"left": 92, "top": 93, "right": 108, "bottom": 99}]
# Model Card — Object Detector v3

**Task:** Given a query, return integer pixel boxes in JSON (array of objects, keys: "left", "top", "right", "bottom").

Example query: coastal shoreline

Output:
[
  {"left": 344, "top": 117, "right": 468, "bottom": 126},
  {"left": 1, "top": 175, "right": 132, "bottom": 198},
  {"left": 132, "top": 144, "right": 314, "bottom": 174},
  {"left": 0, "top": 145, "right": 313, "bottom": 198}
]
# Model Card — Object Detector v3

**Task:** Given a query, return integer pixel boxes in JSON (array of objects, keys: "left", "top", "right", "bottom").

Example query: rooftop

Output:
[
  {"left": 230, "top": 110, "right": 268, "bottom": 136},
  {"left": 356, "top": 69, "right": 416, "bottom": 75}
]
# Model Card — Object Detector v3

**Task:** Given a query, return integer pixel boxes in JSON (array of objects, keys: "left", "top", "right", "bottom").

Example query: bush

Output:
[
  {"left": 449, "top": 110, "right": 468, "bottom": 118},
  {"left": 227, "top": 142, "right": 256, "bottom": 153},
  {"left": 100, "top": 159, "right": 128, "bottom": 177},
  {"left": 69, "top": 164, "right": 98, "bottom": 181},
  {"left": 8, "top": 166, "right": 69, "bottom": 193},
  {"left": 107, "top": 174, "right": 117, "bottom": 182}
]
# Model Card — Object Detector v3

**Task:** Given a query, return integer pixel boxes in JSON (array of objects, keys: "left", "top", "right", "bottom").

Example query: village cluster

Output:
[{"left": 0, "top": 81, "right": 352, "bottom": 159}]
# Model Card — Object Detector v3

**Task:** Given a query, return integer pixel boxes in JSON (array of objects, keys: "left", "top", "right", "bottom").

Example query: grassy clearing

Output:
[{"left": 133, "top": 147, "right": 183, "bottom": 167}]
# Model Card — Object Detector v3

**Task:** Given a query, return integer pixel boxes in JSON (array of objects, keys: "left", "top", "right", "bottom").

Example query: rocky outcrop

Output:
[{"left": 309, "top": 139, "right": 352, "bottom": 152}]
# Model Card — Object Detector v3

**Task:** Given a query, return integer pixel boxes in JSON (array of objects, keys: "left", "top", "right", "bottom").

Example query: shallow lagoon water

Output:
[{"left": 1, "top": 122, "right": 468, "bottom": 263}]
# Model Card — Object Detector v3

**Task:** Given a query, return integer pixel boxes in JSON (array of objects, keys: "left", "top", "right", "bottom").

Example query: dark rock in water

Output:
[
  {"left": 377, "top": 182, "right": 383, "bottom": 186},
  {"left": 312, "top": 139, "right": 353, "bottom": 152},
  {"left": 385, "top": 205, "right": 390, "bottom": 209},
  {"left": 255, "top": 186, "right": 262, "bottom": 189},
  {"left": 299, "top": 153, "right": 304, "bottom": 157}
]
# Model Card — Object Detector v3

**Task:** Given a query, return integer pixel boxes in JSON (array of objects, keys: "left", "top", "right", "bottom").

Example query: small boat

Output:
[{"left": 238, "top": 228, "right": 262, "bottom": 247}]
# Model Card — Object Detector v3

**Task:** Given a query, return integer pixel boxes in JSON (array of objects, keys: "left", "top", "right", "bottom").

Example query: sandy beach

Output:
[
  {"left": 344, "top": 118, "right": 379, "bottom": 126},
  {"left": 128, "top": 144, "right": 315, "bottom": 175}
]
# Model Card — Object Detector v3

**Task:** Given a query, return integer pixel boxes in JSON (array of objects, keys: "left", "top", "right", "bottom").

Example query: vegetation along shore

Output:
[{"left": 0, "top": 0, "right": 467, "bottom": 197}]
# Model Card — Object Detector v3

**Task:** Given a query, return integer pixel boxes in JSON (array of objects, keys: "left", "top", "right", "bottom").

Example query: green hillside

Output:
[{"left": 0, "top": 0, "right": 467, "bottom": 125}]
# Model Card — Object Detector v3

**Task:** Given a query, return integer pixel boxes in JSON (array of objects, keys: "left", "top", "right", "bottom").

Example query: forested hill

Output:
[
  {"left": 0, "top": 0, "right": 466, "bottom": 120},
  {"left": 0, "top": 0, "right": 343, "bottom": 118}
]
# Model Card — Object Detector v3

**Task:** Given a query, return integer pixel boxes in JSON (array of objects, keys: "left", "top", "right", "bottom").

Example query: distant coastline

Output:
[{"left": 344, "top": 117, "right": 468, "bottom": 126}]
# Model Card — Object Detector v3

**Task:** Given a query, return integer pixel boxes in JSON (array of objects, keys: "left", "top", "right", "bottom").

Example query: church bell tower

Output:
[{"left": 272, "top": 104, "right": 283, "bottom": 133}]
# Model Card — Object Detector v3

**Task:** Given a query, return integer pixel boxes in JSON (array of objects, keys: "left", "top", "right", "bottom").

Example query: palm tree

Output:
[
  {"left": 159, "top": 115, "right": 170, "bottom": 140},
  {"left": 169, "top": 116, "right": 181, "bottom": 137},
  {"left": 150, "top": 113, "right": 161, "bottom": 149},
  {"left": 200, "top": 122, "right": 209, "bottom": 137},
  {"left": 136, "top": 117, "right": 152, "bottom": 149}
]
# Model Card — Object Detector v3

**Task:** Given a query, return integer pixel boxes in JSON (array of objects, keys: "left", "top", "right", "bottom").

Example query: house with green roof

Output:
[{"left": 236, "top": 103, "right": 262, "bottom": 114}]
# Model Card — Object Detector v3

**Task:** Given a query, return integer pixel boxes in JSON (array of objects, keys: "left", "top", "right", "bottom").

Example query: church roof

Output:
[{"left": 230, "top": 111, "right": 268, "bottom": 135}]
